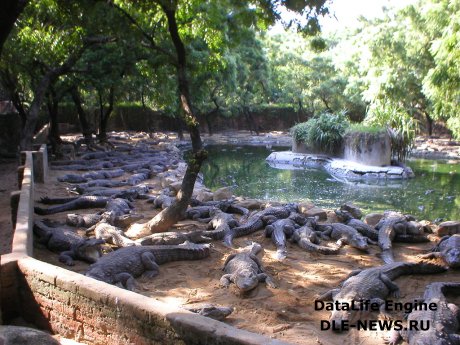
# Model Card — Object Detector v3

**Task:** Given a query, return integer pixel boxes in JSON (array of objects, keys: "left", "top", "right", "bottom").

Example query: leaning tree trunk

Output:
[{"left": 126, "top": 2, "right": 207, "bottom": 238}]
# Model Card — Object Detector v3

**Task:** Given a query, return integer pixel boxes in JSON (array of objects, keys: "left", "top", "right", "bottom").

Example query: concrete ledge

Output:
[
  {"left": 266, "top": 151, "right": 414, "bottom": 180},
  {"left": 32, "top": 144, "right": 48, "bottom": 183}
]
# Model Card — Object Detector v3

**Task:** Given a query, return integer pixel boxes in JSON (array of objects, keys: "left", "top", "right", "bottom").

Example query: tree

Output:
[
  {"left": 0, "top": 0, "right": 28, "bottom": 57},
  {"left": 123, "top": 0, "right": 332, "bottom": 237}
]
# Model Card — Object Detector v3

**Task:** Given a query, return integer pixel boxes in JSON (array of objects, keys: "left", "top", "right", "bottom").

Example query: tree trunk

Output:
[
  {"left": 97, "top": 87, "right": 114, "bottom": 142},
  {"left": 70, "top": 87, "right": 93, "bottom": 146},
  {"left": 0, "top": 0, "right": 28, "bottom": 57},
  {"left": 126, "top": 2, "right": 206, "bottom": 238},
  {"left": 19, "top": 45, "right": 89, "bottom": 150},
  {"left": 47, "top": 90, "right": 61, "bottom": 153},
  {"left": 425, "top": 112, "right": 433, "bottom": 136}
]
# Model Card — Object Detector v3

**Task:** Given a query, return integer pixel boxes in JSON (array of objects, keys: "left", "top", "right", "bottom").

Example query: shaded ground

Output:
[
  {"left": 0, "top": 158, "right": 18, "bottom": 255},
  {"left": 30, "top": 131, "right": 460, "bottom": 345}
]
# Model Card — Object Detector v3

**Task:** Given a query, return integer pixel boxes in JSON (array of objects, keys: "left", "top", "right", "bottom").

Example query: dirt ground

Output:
[{"left": 3, "top": 131, "right": 460, "bottom": 345}]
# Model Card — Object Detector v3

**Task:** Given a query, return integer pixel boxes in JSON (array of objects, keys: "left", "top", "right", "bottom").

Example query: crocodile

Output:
[
  {"left": 189, "top": 199, "right": 249, "bottom": 217},
  {"left": 87, "top": 218, "right": 136, "bottom": 247},
  {"left": 57, "top": 169, "right": 125, "bottom": 183},
  {"left": 291, "top": 224, "right": 342, "bottom": 255},
  {"left": 315, "top": 223, "right": 370, "bottom": 251},
  {"left": 85, "top": 243, "right": 210, "bottom": 290},
  {"left": 387, "top": 282, "right": 460, "bottom": 345},
  {"left": 69, "top": 179, "right": 130, "bottom": 194},
  {"left": 335, "top": 209, "right": 379, "bottom": 241},
  {"left": 201, "top": 208, "right": 239, "bottom": 240},
  {"left": 136, "top": 230, "right": 211, "bottom": 245},
  {"left": 223, "top": 204, "right": 297, "bottom": 247},
  {"left": 51, "top": 161, "right": 114, "bottom": 171},
  {"left": 126, "top": 172, "right": 149, "bottom": 185},
  {"left": 34, "top": 220, "right": 104, "bottom": 265},
  {"left": 35, "top": 196, "right": 133, "bottom": 216},
  {"left": 220, "top": 242, "right": 276, "bottom": 293},
  {"left": 184, "top": 304, "right": 234, "bottom": 321},
  {"left": 418, "top": 234, "right": 460, "bottom": 269},
  {"left": 375, "top": 212, "right": 427, "bottom": 264},
  {"left": 316, "top": 262, "right": 447, "bottom": 332},
  {"left": 66, "top": 213, "right": 102, "bottom": 227},
  {"left": 153, "top": 194, "right": 176, "bottom": 209},
  {"left": 264, "top": 218, "right": 296, "bottom": 261}
]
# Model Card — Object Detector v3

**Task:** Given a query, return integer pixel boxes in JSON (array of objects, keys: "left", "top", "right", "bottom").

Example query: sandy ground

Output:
[{"left": 2, "top": 131, "right": 460, "bottom": 344}]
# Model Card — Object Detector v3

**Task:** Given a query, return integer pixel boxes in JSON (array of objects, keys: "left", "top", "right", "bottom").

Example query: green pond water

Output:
[{"left": 201, "top": 145, "right": 460, "bottom": 221}]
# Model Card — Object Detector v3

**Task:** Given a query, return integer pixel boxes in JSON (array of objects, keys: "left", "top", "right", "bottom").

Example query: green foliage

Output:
[
  {"left": 346, "top": 123, "right": 386, "bottom": 135},
  {"left": 364, "top": 101, "right": 418, "bottom": 161},
  {"left": 290, "top": 111, "right": 350, "bottom": 154}
]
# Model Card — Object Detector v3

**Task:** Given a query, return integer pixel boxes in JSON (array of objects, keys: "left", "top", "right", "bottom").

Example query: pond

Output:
[{"left": 201, "top": 145, "right": 460, "bottom": 221}]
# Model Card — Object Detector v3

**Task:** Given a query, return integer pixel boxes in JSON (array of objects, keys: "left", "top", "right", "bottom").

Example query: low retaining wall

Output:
[
  {"left": 1, "top": 148, "right": 291, "bottom": 344},
  {"left": 266, "top": 151, "right": 414, "bottom": 180}
]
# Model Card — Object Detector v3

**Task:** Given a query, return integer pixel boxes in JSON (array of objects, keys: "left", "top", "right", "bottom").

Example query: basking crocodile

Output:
[
  {"left": 66, "top": 213, "right": 102, "bottom": 227},
  {"left": 51, "top": 161, "right": 114, "bottom": 171},
  {"left": 316, "top": 262, "right": 446, "bottom": 331},
  {"left": 85, "top": 242, "right": 210, "bottom": 290},
  {"left": 335, "top": 209, "right": 379, "bottom": 241},
  {"left": 87, "top": 218, "right": 136, "bottom": 247},
  {"left": 184, "top": 304, "right": 234, "bottom": 321},
  {"left": 387, "top": 282, "right": 460, "bottom": 345},
  {"left": 264, "top": 218, "right": 296, "bottom": 261},
  {"left": 315, "top": 223, "right": 370, "bottom": 251},
  {"left": 187, "top": 201, "right": 249, "bottom": 222},
  {"left": 220, "top": 242, "right": 276, "bottom": 293},
  {"left": 69, "top": 179, "right": 130, "bottom": 194},
  {"left": 35, "top": 196, "right": 132, "bottom": 216},
  {"left": 189, "top": 199, "right": 249, "bottom": 217},
  {"left": 223, "top": 204, "right": 297, "bottom": 247},
  {"left": 35, "top": 196, "right": 110, "bottom": 215},
  {"left": 419, "top": 234, "right": 460, "bottom": 269},
  {"left": 34, "top": 220, "right": 104, "bottom": 265},
  {"left": 375, "top": 212, "right": 428, "bottom": 264},
  {"left": 136, "top": 230, "right": 211, "bottom": 245},
  {"left": 201, "top": 208, "right": 239, "bottom": 240},
  {"left": 57, "top": 169, "right": 125, "bottom": 183},
  {"left": 291, "top": 224, "right": 342, "bottom": 255}
]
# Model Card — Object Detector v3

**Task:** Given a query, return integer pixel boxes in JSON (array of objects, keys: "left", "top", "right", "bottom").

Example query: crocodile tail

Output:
[
  {"left": 386, "top": 262, "right": 447, "bottom": 279},
  {"left": 381, "top": 249, "right": 395, "bottom": 264},
  {"left": 298, "top": 239, "right": 341, "bottom": 255},
  {"left": 150, "top": 243, "right": 211, "bottom": 264}
]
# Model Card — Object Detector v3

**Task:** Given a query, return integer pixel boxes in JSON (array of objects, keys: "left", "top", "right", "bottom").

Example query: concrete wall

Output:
[
  {"left": 343, "top": 131, "right": 391, "bottom": 166},
  {"left": 0, "top": 149, "right": 292, "bottom": 345}
]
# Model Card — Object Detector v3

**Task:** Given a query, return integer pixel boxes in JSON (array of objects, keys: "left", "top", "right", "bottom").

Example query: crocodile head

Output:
[
  {"left": 351, "top": 235, "right": 369, "bottom": 252},
  {"left": 444, "top": 247, "right": 460, "bottom": 268},
  {"left": 76, "top": 239, "right": 105, "bottom": 263},
  {"left": 234, "top": 269, "right": 260, "bottom": 292}
]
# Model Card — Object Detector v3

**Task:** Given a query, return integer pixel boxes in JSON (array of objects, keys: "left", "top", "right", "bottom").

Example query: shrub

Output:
[
  {"left": 290, "top": 111, "right": 350, "bottom": 154},
  {"left": 364, "top": 101, "right": 418, "bottom": 162}
]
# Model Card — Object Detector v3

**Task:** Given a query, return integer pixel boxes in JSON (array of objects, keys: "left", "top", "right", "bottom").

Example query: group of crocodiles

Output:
[{"left": 33, "top": 135, "right": 460, "bottom": 342}]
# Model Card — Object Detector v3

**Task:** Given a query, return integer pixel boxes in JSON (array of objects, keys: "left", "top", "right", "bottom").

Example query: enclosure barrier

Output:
[{"left": 0, "top": 148, "right": 290, "bottom": 344}]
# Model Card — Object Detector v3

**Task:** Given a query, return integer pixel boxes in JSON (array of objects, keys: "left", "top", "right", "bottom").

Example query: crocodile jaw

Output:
[{"left": 235, "top": 270, "right": 259, "bottom": 292}]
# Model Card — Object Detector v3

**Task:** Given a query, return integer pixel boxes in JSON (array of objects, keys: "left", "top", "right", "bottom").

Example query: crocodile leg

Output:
[
  {"left": 257, "top": 273, "right": 276, "bottom": 288},
  {"left": 316, "top": 288, "right": 340, "bottom": 301},
  {"left": 418, "top": 252, "right": 442, "bottom": 260},
  {"left": 220, "top": 274, "right": 232, "bottom": 287},
  {"left": 59, "top": 251, "right": 76, "bottom": 266},
  {"left": 115, "top": 272, "right": 137, "bottom": 290},
  {"left": 140, "top": 252, "right": 160, "bottom": 279},
  {"left": 379, "top": 273, "right": 400, "bottom": 298}
]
